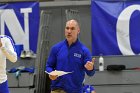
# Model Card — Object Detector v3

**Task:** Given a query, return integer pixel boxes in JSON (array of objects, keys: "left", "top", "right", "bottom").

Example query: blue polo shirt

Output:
[{"left": 46, "top": 39, "right": 95, "bottom": 93}]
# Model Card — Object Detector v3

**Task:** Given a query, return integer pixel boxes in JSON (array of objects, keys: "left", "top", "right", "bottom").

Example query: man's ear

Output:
[{"left": 78, "top": 29, "right": 80, "bottom": 34}]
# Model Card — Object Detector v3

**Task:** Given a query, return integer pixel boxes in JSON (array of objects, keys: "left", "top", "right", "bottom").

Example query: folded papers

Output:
[{"left": 45, "top": 70, "right": 73, "bottom": 76}]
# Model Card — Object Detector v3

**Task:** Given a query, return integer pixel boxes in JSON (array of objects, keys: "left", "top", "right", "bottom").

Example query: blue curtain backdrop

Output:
[
  {"left": 0, "top": 2, "right": 39, "bottom": 53},
  {"left": 91, "top": 0, "right": 140, "bottom": 56}
]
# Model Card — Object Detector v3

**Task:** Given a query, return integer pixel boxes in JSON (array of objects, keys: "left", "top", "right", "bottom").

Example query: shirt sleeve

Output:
[
  {"left": 45, "top": 46, "right": 57, "bottom": 73},
  {"left": 83, "top": 48, "right": 95, "bottom": 76},
  {"left": 1, "top": 37, "right": 17, "bottom": 62}
]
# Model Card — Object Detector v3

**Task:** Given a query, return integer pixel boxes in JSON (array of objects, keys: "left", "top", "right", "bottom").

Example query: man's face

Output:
[{"left": 65, "top": 20, "right": 80, "bottom": 43}]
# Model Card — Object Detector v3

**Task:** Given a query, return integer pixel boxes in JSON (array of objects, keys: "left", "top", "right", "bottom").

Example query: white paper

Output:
[{"left": 45, "top": 70, "right": 73, "bottom": 76}]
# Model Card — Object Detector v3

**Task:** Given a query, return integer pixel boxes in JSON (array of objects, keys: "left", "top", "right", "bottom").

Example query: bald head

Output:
[{"left": 66, "top": 19, "right": 80, "bottom": 29}]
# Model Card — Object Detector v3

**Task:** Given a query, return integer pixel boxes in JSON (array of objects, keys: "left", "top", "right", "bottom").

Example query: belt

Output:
[{"left": 52, "top": 87, "right": 64, "bottom": 91}]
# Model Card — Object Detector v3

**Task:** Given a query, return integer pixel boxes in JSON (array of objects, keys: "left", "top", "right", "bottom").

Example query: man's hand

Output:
[
  {"left": 49, "top": 75, "right": 58, "bottom": 80},
  {"left": 84, "top": 58, "right": 95, "bottom": 70},
  {"left": 0, "top": 38, "right": 2, "bottom": 47}
]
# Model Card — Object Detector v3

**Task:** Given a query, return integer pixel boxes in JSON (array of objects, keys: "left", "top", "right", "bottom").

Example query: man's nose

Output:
[{"left": 67, "top": 29, "right": 72, "bottom": 33}]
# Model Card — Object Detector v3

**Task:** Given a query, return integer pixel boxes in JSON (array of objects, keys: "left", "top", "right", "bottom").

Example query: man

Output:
[
  {"left": 46, "top": 19, "right": 95, "bottom": 93},
  {"left": 0, "top": 35, "right": 17, "bottom": 93}
]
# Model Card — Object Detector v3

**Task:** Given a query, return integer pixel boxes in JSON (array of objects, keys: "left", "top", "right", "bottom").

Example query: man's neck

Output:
[
  {"left": 68, "top": 41, "right": 73, "bottom": 46},
  {"left": 68, "top": 39, "right": 77, "bottom": 46}
]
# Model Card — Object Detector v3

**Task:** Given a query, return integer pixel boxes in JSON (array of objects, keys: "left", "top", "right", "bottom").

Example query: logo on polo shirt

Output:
[{"left": 74, "top": 53, "right": 81, "bottom": 58}]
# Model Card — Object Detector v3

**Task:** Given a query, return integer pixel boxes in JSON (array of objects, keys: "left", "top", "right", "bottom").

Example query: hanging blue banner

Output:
[
  {"left": 0, "top": 2, "right": 39, "bottom": 54},
  {"left": 91, "top": 0, "right": 140, "bottom": 56}
]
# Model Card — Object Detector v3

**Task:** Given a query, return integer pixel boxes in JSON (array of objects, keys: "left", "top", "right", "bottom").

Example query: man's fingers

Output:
[
  {"left": 49, "top": 75, "right": 58, "bottom": 80},
  {"left": 92, "top": 58, "right": 95, "bottom": 64},
  {"left": 85, "top": 61, "right": 94, "bottom": 70},
  {"left": 92, "top": 58, "right": 95, "bottom": 62},
  {"left": 86, "top": 61, "right": 93, "bottom": 67}
]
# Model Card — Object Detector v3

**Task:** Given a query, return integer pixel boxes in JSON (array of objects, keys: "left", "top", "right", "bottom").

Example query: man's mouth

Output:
[{"left": 67, "top": 35, "right": 72, "bottom": 37}]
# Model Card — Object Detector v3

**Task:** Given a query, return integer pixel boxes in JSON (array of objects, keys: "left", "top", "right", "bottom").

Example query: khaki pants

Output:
[{"left": 51, "top": 89, "right": 66, "bottom": 93}]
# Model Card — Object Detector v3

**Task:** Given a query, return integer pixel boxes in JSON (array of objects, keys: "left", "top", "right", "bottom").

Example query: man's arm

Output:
[
  {"left": 46, "top": 46, "right": 58, "bottom": 80},
  {"left": 83, "top": 48, "right": 95, "bottom": 76},
  {"left": 84, "top": 58, "right": 95, "bottom": 76},
  {"left": 0, "top": 37, "right": 17, "bottom": 62}
]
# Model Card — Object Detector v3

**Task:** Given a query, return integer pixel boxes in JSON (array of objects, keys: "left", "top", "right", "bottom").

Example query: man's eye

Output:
[
  {"left": 66, "top": 27, "right": 69, "bottom": 30},
  {"left": 71, "top": 27, "right": 75, "bottom": 30},
  {"left": 66, "top": 27, "right": 75, "bottom": 30}
]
